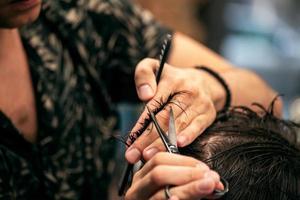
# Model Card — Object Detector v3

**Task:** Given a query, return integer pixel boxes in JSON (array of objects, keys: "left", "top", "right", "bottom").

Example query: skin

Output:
[
  {"left": 0, "top": 0, "right": 42, "bottom": 28},
  {"left": 126, "top": 33, "right": 282, "bottom": 163},
  {"left": 125, "top": 153, "right": 224, "bottom": 200},
  {"left": 0, "top": 0, "right": 41, "bottom": 143},
  {"left": 126, "top": 48, "right": 280, "bottom": 197}
]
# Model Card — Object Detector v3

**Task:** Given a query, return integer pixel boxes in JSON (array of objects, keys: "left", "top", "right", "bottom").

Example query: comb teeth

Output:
[
  {"left": 156, "top": 34, "right": 172, "bottom": 83},
  {"left": 159, "top": 34, "right": 172, "bottom": 62},
  {"left": 159, "top": 43, "right": 166, "bottom": 61}
]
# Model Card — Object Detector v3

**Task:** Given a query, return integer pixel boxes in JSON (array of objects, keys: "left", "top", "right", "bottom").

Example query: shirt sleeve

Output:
[{"left": 86, "top": 0, "right": 172, "bottom": 102}]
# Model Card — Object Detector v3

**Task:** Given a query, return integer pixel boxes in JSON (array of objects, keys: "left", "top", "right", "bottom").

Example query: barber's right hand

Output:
[
  {"left": 125, "top": 152, "right": 224, "bottom": 200},
  {"left": 126, "top": 58, "right": 220, "bottom": 164}
]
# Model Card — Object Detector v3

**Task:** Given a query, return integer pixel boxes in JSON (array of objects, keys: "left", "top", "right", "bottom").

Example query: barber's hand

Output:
[
  {"left": 126, "top": 58, "right": 224, "bottom": 163},
  {"left": 125, "top": 153, "right": 223, "bottom": 200}
]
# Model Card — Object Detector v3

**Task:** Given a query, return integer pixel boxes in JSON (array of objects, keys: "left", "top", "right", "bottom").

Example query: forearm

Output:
[
  {"left": 169, "top": 32, "right": 282, "bottom": 116},
  {"left": 201, "top": 71, "right": 282, "bottom": 117},
  {"left": 135, "top": 32, "right": 278, "bottom": 111},
  {"left": 222, "top": 68, "right": 282, "bottom": 116},
  {"left": 168, "top": 32, "right": 233, "bottom": 71}
]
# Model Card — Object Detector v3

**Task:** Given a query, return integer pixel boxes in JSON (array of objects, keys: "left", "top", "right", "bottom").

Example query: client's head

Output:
[{"left": 180, "top": 105, "right": 300, "bottom": 200}]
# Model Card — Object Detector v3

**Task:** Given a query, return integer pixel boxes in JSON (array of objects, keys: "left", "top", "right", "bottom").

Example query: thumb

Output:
[{"left": 135, "top": 58, "right": 159, "bottom": 101}]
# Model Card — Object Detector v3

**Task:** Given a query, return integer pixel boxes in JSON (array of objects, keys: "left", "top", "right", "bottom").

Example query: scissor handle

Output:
[
  {"left": 168, "top": 144, "right": 180, "bottom": 154},
  {"left": 212, "top": 177, "right": 229, "bottom": 198}
]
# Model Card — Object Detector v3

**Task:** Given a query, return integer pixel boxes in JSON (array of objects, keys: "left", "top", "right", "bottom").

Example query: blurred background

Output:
[
  {"left": 133, "top": 0, "right": 300, "bottom": 120},
  {"left": 112, "top": 0, "right": 300, "bottom": 198}
]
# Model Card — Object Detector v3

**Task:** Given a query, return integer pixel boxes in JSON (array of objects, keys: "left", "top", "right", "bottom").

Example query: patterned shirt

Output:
[{"left": 0, "top": 0, "right": 169, "bottom": 199}]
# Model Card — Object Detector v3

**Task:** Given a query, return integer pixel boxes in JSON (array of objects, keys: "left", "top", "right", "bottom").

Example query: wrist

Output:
[{"left": 195, "top": 66, "right": 231, "bottom": 111}]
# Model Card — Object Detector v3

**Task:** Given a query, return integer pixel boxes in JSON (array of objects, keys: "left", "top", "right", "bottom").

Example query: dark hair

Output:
[
  {"left": 127, "top": 95, "right": 300, "bottom": 199},
  {"left": 180, "top": 105, "right": 300, "bottom": 200}
]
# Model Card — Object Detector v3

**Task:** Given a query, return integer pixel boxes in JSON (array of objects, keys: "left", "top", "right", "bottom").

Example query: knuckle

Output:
[
  {"left": 176, "top": 118, "right": 188, "bottom": 130},
  {"left": 193, "top": 92, "right": 211, "bottom": 109},
  {"left": 179, "top": 186, "right": 194, "bottom": 200},
  {"left": 190, "top": 84, "right": 201, "bottom": 96},
  {"left": 190, "top": 168, "right": 202, "bottom": 179},
  {"left": 182, "top": 82, "right": 198, "bottom": 97},
  {"left": 201, "top": 95, "right": 213, "bottom": 109},
  {"left": 196, "top": 117, "right": 210, "bottom": 131},
  {"left": 191, "top": 180, "right": 203, "bottom": 194},
  {"left": 125, "top": 188, "right": 136, "bottom": 200},
  {"left": 188, "top": 168, "right": 197, "bottom": 180},
  {"left": 150, "top": 166, "right": 164, "bottom": 185},
  {"left": 135, "top": 66, "right": 148, "bottom": 79},
  {"left": 151, "top": 153, "right": 163, "bottom": 166},
  {"left": 133, "top": 170, "right": 142, "bottom": 180},
  {"left": 142, "top": 57, "right": 156, "bottom": 64},
  {"left": 197, "top": 163, "right": 210, "bottom": 172},
  {"left": 194, "top": 117, "right": 205, "bottom": 128},
  {"left": 135, "top": 58, "right": 157, "bottom": 74}
]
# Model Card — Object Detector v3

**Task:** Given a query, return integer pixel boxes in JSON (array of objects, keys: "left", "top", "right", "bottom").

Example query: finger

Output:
[
  {"left": 145, "top": 74, "right": 216, "bottom": 148},
  {"left": 173, "top": 92, "right": 213, "bottom": 132},
  {"left": 142, "top": 103, "right": 191, "bottom": 160},
  {"left": 177, "top": 103, "right": 216, "bottom": 147},
  {"left": 142, "top": 138, "right": 166, "bottom": 160},
  {"left": 128, "top": 165, "right": 213, "bottom": 200},
  {"left": 149, "top": 176, "right": 220, "bottom": 200},
  {"left": 136, "top": 153, "right": 209, "bottom": 179},
  {"left": 129, "top": 85, "right": 188, "bottom": 143},
  {"left": 125, "top": 103, "right": 169, "bottom": 163},
  {"left": 176, "top": 114, "right": 213, "bottom": 148},
  {"left": 127, "top": 65, "right": 190, "bottom": 162},
  {"left": 141, "top": 101, "right": 215, "bottom": 154},
  {"left": 126, "top": 91, "right": 185, "bottom": 163},
  {"left": 127, "top": 66, "right": 216, "bottom": 161},
  {"left": 142, "top": 94, "right": 211, "bottom": 159},
  {"left": 135, "top": 58, "right": 159, "bottom": 101}
]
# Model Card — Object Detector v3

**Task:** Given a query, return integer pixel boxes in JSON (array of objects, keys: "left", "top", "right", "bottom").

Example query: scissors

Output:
[
  {"left": 147, "top": 106, "right": 179, "bottom": 154},
  {"left": 147, "top": 106, "right": 229, "bottom": 199},
  {"left": 118, "top": 34, "right": 173, "bottom": 196}
]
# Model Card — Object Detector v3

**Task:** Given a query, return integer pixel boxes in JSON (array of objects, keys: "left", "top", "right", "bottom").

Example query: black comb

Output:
[
  {"left": 118, "top": 34, "right": 173, "bottom": 196},
  {"left": 156, "top": 34, "right": 172, "bottom": 83}
]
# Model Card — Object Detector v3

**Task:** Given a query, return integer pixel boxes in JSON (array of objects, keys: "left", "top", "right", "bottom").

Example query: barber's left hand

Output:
[{"left": 126, "top": 58, "right": 224, "bottom": 163}]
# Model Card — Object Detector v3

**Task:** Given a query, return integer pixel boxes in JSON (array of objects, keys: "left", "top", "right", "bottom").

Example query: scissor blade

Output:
[
  {"left": 146, "top": 107, "right": 171, "bottom": 151},
  {"left": 168, "top": 107, "right": 177, "bottom": 148}
]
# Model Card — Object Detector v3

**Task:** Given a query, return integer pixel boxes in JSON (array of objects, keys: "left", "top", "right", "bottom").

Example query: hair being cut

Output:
[{"left": 180, "top": 104, "right": 300, "bottom": 200}]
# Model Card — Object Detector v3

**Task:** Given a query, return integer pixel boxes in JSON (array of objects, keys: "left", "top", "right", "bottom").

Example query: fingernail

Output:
[
  {"left": 177, "top": 136, "right": 187, "bottom": 147},
  {"left": 138, "top": 84, "right": 153, "bottom": 99},
  {"left": 125, "top": 148, "right": 141, "bottom": 164},
  {"left": 143, "top": 148, "right": 159, "bottom": 159},
  {"left": 216, "top": 181, "right": 225, "bottom": 190}
]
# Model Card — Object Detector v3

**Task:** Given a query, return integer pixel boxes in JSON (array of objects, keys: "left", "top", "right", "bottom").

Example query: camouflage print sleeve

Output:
[{"left": 86, "top": 0, "right": 172, "bottom": 102}]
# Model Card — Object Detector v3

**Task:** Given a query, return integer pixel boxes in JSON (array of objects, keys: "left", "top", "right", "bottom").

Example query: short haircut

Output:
[{"left": 180, "top": 105, "right": 300, "bottom": 200}]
